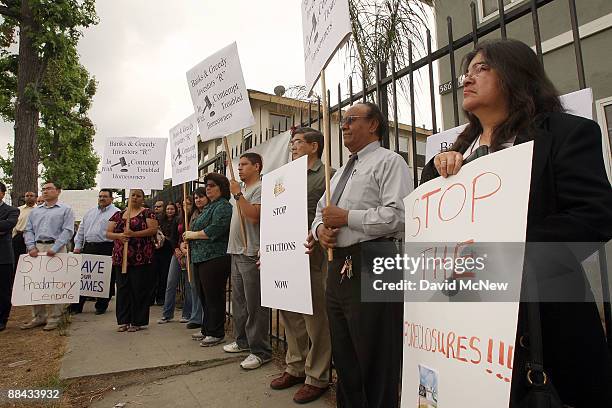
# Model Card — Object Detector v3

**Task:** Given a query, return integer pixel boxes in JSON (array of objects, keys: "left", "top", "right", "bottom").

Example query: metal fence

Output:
[{"left": 170, "top": 0, "right": 610, "bottom": 350}]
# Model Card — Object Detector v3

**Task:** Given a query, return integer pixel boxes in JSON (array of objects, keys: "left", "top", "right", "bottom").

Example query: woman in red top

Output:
[{"left": 106, "top": 189, "right": 158, "bottom": 332}]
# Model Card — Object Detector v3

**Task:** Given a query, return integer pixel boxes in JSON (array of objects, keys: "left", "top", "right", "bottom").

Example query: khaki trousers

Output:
[
  {"left": 279, "top": 245, "right": 331, "bottom": 388},
  {"left": 31, "top": 243, "right": 67, "bottom": 325}
]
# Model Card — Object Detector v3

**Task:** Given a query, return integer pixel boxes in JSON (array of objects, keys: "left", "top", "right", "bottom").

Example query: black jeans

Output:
[
  {"left": 326, "top": 242, "right": 402, "bottom": 408},
  {"left": 0, "top": 262, "right": 15, "bottom": 324},
  {"left": 115, "top": 264, "right": 154, "bottom": 326},
  {"left": 196, "top": 255, "right": 230, "bottom": 338}
]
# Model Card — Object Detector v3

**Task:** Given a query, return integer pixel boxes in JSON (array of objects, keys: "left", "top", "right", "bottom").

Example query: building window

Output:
[
  {"left": 478, "top": 0, "right": 523, "bottom": 22},
  {"left": 269, "top": 113, "right": 291, "bottom": 137}
]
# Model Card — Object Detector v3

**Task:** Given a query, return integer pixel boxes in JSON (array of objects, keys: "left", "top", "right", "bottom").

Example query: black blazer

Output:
[
  {"left": 0, "top": 202, "right": 19, "bottom": 265},
  {"left": 421, "top": 112, "right": 612, "bottom": 406}
]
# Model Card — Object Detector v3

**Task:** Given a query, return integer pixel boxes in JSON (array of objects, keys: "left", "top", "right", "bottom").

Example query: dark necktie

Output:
[{"left": 330, "top": 154, "right": 358, "bottom": 205}]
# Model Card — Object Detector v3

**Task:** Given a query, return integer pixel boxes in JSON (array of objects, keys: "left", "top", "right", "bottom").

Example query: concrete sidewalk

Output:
[{"left": 60, "top": 302, "right": 331, "bottom": 407}]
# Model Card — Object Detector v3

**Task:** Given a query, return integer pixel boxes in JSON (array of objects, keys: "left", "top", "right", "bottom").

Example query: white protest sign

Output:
[
  {"left": 231, "top": 130, "right": 292, "bottom": 177},
  {"left": 301, "top": 0, "right": 352, "bottom": 91},
  {"left": 186, "top": 42, "right": 255, "bottom": 141},
  {"left": 401, "top": 142, "right": 534, "bottom": 407},
  {"left": 79, "top": 254, "right": 112, "bottom": 298},
  {"left": 260, "top": 156, "right": 312, "bottom": 314},
  {"left": 169, "top": 114, "right": 199, "bottom": 186},
  {"left": 12, "top": 253, "right": 81, "bottom": 305},
  {"left": 100, "top": 137, "right": 167, "bottom": 190},
  {"left": 560, "top": 87, "right": 593, "bottom": 120},
  {"left": 425, "top": 89, "right": 594, "bottom": 164},
  {"left": 60, "top": 190, "right": 99, "bottom": 221}
]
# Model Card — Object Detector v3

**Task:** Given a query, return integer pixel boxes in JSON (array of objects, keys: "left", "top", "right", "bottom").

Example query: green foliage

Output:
[
  {"left": 0, "top": 0, "right": 99, "bottom": 190},
  {"left": 0, "top": 142, "right": 13, "bottom": 187}
]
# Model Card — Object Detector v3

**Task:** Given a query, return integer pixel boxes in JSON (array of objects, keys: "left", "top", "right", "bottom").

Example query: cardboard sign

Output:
[
  {"left": 60, "top": 190, "right": 100, "bottom": 221},
  {"left": 186, "top": 42, "right": 255, "bottom": 141},
  {"left": 301, "top": 0, "right": 352, "bottom": 91},
  {"left": 230, "top": 130, "right": 292, "bottom": 177},
  {"left": 79, "top": 254, "right": 112, "bottom": 298},
  {"left": 260, "top": 156, "right": 313, "bottom": 314},
  {"left": 401, "top": 142, "right": 534, "bottom": 407},
  {"left": 100, "top": 137, "right": 167, "bottom": 190},
  {"left": 169, "top": 114, "right": 199, "bottom": 186},
  {"left": 12, "top": 253, "right": 81, "bottom": 305}
]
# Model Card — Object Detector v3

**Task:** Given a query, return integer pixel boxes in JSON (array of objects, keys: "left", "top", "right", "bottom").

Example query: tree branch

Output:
[{"left": 0, "top": 5, "right": 21, "bottom": 21}]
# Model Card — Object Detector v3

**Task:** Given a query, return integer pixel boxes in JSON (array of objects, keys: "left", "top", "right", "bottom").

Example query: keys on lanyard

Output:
[{"left": 339, "top": 255, "right": 353, "bottom": 284}]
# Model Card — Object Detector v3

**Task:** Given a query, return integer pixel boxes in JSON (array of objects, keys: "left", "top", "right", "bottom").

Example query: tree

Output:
[{"left": 0, "top": 0, "right": 98, "bottom": 203}]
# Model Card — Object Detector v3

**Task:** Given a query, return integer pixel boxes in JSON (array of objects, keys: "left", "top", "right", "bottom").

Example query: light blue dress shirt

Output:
[
  {"left": 24, "top": 202, "right": 75, "bottom": 253},
  {"left": 74, "top": 204, "right": 119, "bottom": 250}
]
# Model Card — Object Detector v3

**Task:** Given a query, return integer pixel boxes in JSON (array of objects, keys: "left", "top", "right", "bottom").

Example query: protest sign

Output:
[
  {"left": 99, "top": 137, "right": 167, "bottom": 190},
  {"left": 301, "top": 0, "right": 351, "bottom": 91},
  {"left": 425, "top": 89, "right": 594, "bottom": 164},
  {"left": 230, "top": 130, "right": 291, "bottom": 176},
  {"left": 169, "top": 114, "right": 199, "bottom": 186},
  {"left": 79, "top": 254, "right": 112, "bottom": 298},
  {"left": 12, "top": 253, "right": 81, "bottom": 305},
  {"left": 60, "top": 190, "right": 100, "bottom": 221},
  {"left": 401, "top": 142, "right": 534, "bottom": 407},
  {"left": 186, "top": 42, "right": 255, "bottom": 141},
  {"left": 260, "top": 156, "right": 312, "bottom": 314}
]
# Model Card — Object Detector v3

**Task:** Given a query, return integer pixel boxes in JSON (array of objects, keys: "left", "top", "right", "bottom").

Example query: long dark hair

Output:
[{"left": 452, "top": 39, "right": 563, "bottom": 153}]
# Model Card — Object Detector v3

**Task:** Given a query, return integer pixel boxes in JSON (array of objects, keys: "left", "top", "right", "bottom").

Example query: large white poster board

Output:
[
  {"left": 230, "top": 130, "right": 292, "bottom": 177},
  {"left": 301, "top": 0, "right": 352, "bottom": 91},
  {"left": 100, "top": 137, "right": 167, "bottom": 190},
  {"left": 425, "top": 88, "right": 594, "bottom": 164},
  {"left": 60, "top": 190, "right": 99, "bottom": 221},
  {"left": 12, "top": 253, "right": 81, "bottom": 305},
  {"left": 260, "top": 156, "right": 313, "bottom": 314},
  {"left": 186, "top": 42, "right": 255, "bottom": 141},
  {"left": 79, "top": 254, "right": 112, "bottom": 298},
  {"left": 401, "top": 142, "right": 534, "bottom": 407},
  {"left": 169, "top": 114, "right": 199, "bottom": 186}
]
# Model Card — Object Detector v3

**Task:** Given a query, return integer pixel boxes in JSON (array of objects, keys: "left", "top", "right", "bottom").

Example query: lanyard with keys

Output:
[{"left": 339, "top": 255, "right": 353, "bottom": 284}]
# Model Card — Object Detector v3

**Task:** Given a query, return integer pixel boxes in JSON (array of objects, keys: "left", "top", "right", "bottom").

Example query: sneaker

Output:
[
  {"left": 20, "top": 319, "right": 46, "bottom": 330},
  {"left": 42, "top": 323, "right": 59, "bottom": 331},
  {"left": 200, "top": 336, "right": 224, "bottom": 347},
  {"left": 223, "top": 341, "right": 250, "bottom": 353},
  {"left": 157, "top": 317, "right": 173, "bottom": 324},
  {"left": 179, "top": 317, "right": 189, "bottom": 323},
  {"left": 240, "top": 353, "right": 271, "bottom": 370},
  {"left": 191, "top": 332, "right": 205, "bottom": 341}
]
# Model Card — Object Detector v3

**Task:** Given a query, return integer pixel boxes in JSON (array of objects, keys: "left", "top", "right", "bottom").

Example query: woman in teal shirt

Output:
[{"left": 184, "top": 173, "right": 233, "bottom": 347}]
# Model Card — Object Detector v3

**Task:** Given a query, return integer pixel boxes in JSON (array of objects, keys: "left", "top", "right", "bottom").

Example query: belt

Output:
[{"left": 36, "top": 239, "right": 55, "bottom": 244}]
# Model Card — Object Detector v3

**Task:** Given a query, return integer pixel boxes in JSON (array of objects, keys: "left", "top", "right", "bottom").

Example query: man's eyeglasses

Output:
[
  {"left": 288, "top": 139, "right": 309, "bottom": 148},
  {"left": 464, "top": 62, "right": 490, "bottom": 80},
  {"left": 154, "top": 205, "right": 163, "bottom": 208},
  {"left": 340, "top": 115, "right": 370, "bottom": 126}
]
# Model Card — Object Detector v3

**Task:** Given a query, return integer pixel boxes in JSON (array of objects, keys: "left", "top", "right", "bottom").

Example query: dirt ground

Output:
[{"left": 1, "top": 307, "right": 336, "bottom": 408}]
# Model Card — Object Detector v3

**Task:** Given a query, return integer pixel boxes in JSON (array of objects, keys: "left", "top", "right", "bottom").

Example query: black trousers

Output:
[
  {"left": 71, "top": 242, "right": 115, "bottom": 313},
  {"left": 12, "top": 233, "right": 26, "bottom": 273},
  {"left": 152, "top": 242, "right": 172, "bottom": 304},
  {"left": 115, "top": 264, "right": 154, "bottom": 326},
  {"left": 196, "top": 255, "right": 230, "bottom": 338},
  {"left": 0, "top": 262, "right": 15, "bottom": 324},
  {"left": 326, "top": 243, "right": 402, "bottom": 408}
]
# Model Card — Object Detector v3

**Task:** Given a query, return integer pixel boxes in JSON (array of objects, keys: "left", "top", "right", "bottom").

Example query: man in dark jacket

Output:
[{"left": 0, "top": 182, "right": 20, "bottom": 331}]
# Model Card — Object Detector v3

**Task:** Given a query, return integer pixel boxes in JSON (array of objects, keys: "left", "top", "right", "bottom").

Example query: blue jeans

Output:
[
  {"left": 188, "top": 262, "right": 205, "bottom": 325},
  {"left": 162, "top": 256, "right": 191, "bottom": 320}
]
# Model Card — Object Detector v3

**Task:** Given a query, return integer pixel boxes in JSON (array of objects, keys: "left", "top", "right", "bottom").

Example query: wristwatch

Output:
[{"left": 233, "top": 192, "right": 243, "bottom": 201}]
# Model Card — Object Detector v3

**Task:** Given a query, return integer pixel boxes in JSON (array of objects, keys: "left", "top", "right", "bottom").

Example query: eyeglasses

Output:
[
  {"left": 154, "top": 205, "right": 163, "bottom": 208},
  {"left": 288, "top": 139, "right": 309, "bottom": 148},
  {"left": 464, "top": 62, "right": 490, "bottom": 80},
  {"left": 340, "top": 115, "right": 370, "bottom": 126}
]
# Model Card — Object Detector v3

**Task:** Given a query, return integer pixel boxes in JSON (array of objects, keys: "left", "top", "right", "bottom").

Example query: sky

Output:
[{"left": 0, "top": 0, "right": 437, "bottom": 185}]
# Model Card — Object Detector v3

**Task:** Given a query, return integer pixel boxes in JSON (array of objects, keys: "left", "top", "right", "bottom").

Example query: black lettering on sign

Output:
[
  {"left": 272, "top": 206, "right": 287, "bottom": 216},
  {"left": 274, "top": 280, "right": 288, "bottom": 289}
]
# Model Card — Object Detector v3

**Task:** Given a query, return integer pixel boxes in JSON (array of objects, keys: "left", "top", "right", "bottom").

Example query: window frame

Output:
[{"left": 477, "top": 0, "right": 525, "bottom": 23}]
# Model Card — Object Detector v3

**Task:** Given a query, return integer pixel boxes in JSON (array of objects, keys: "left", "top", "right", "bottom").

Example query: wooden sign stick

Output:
[
  {"left": 121, "top": 189, "right": 132, "bottom": 274},
  {"left": 183, "top": 183, "right": 193, "bottom": 282},
  {"left": 320, "top": 70, "right": 334, "bottom": 261}
]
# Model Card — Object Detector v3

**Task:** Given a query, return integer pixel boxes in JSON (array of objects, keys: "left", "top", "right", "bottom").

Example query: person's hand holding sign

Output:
[
  {"left": 322, "top": 205, "right": 349, "bottom": 228},
  {"left": 316, "top": 224, "right": 338, "bottom": 250},
  {"left": 434, "top": 151, "right": 464, "bottom": 178}
]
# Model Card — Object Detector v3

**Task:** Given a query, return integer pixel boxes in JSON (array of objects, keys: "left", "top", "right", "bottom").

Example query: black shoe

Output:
[
  {"left": 94, "top": 309, "right": 106, "bottom": 315},
  {"left": 0, "top": 322, "right": 6, "bottom": 332},
  {"left": 185, "top": 322, "right": 201, "bottom": 329}
]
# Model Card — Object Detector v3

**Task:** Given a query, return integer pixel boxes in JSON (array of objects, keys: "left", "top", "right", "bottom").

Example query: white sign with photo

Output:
[
  {"left": 260, "top": 156, "right": 312, "bottom": 315},
  {"left": 99, "top": 137, "right": 167, "bottom": 190},
  {"left": 169, "top": 114, "right": 199, "bottom": 186},
  {"left": 186, "top": 42, "right": 255, "bottom": 141},
  {"left": 12, "top": 253, "right": 81, "bottom": 305},
  {"left": 301, "top": 0, "right": 352, "bottom": 91},
  {"left": 401, "top": 142, "right": 534, "bottom": 407}
]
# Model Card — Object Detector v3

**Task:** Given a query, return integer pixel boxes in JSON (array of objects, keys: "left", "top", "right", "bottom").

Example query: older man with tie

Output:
[
  {"left": 21, "top": 181, "right": 75, "bottom": 331},
  {"left": 70, "top": 189, "right": 119, "bottom": 315}
]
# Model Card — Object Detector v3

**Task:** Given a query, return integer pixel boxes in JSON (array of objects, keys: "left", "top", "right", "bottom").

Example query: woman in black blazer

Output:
[{"left": 421, "top": 39, "right": 612, "bottom": 407}]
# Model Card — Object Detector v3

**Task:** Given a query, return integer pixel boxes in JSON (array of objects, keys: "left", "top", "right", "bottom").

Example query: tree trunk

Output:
[{"left": 11, "top": 0, "right": 41, "bottom": 204}]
